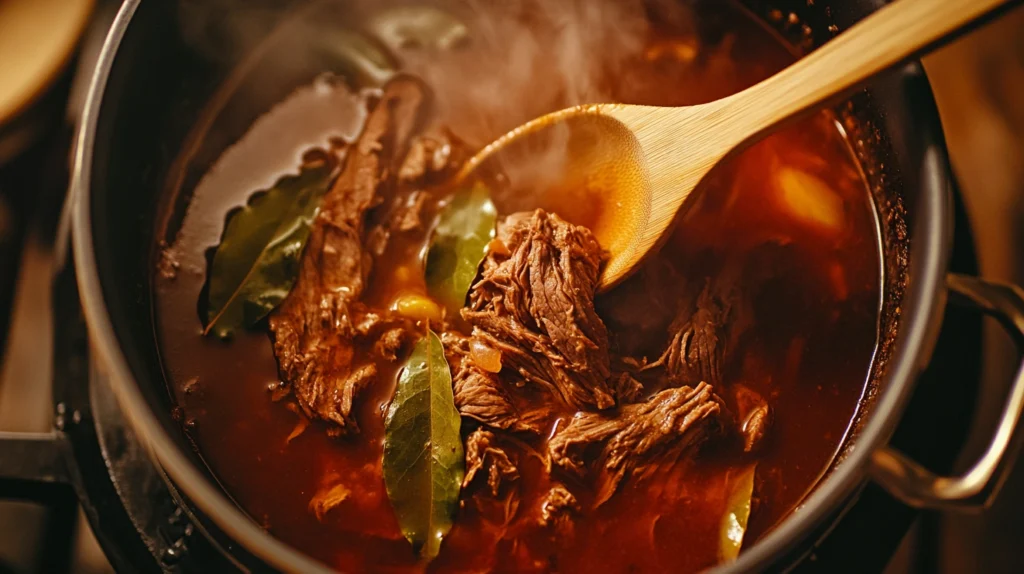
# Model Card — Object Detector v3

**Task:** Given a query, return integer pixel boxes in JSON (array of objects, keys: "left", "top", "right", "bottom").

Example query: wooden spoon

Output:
[{"left": 457, "top": 0, "right": 1017, "bottom": 289}]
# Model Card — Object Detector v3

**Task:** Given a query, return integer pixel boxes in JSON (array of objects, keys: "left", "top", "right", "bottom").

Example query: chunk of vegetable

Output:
[
  {"left": 719, "top": 464, "right": 756, "bottom": 562},
  {"left": 469, "top": 339, "right": 502, "bottom": 373},
  {"left": 392, "top": 294, "right": 443, "bottom": 323},
  {"left": 775, "top": 166, "right": 845, "bottom": 234}
]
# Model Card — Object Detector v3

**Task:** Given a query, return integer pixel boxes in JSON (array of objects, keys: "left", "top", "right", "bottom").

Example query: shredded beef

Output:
[
  {"left": 366, "top": 127, "right": 462, "bottom": 253},
  {"left": 309, "top": 483, "right": 350, "bottom": 521},
  {"left": 444, "top": 331, "right": 523, "bottom": 431},
  {"left": 399, "top": 191, "right": 431, "bottom": 232},
  {"left": 446, "top": 330, "right": 560, "bottom": 434},
  {"left": 463, "top": 428, "right": 520, "bottom": 496},
  {"left": 734, "top": 384, "right": 772, "bottom": 453},
  {"left": 354, "top": 312, "right": 412, "bottom": 362},
  {"left": 548, "top": 383, "right": 724, "bottom": 506},
  {"left": 456, "top": 370, "right": 562, "bottom": 435},
  {"left": 610, "top": 372, "right": 645, "bottom": 403},
  {"left": 373, "top": 327, "right": 408, "bottom": 362},
  {"left": 455, "top": 210, "right": 625, "bottom": 433},
  {"left": 398, "top": 128, "right": 460, "bottom": 184},
  {"left": 454, "top": 369, "right": 521, "bottom": 430},
  {"left": 644, "top": 280, "right": 730, "bottom": 388},
  {"left": 539, "top": 484, "right": 579, "bottom": 533},
  {"left": 366, "top": 178, "right": 431, "bottom": 256},
  {"left": 269, "top": 78, "right": 428, "bottom": 435}
]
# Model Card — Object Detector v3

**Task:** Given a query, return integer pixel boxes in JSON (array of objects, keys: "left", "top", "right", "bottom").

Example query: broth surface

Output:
[{"left": 154, "top": 2, "right": 880, "bottom": 571}]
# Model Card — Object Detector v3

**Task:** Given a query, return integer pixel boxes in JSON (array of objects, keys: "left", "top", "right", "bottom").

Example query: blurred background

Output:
[
  {"left": 0, "top": 0, "right": 1022, "bottom": 572},
  {"left": 921, "top": 6, "right": 1024, "bottom": 573}
]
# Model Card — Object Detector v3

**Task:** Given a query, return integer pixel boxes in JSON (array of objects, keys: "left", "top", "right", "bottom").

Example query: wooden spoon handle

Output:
[{"left": 719, "top": 0, "right": 1018, "bottom": 143}]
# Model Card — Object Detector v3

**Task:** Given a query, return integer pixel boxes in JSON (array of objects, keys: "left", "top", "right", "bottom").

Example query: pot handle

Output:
[
  {"left": 870, "top": 273, "right": 1024, "bottom": 510},
  {"left": 0, "top": 431, "right": 72, "bottom": 501}
]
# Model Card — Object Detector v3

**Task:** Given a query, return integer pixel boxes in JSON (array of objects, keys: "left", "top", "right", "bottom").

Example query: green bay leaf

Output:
[
  {"left": 425, "top": 182, "right": 497, "bottom": 316},
  {"left": 204, "top": 162, "right": 334, "bottom": 338},
  {"left": 383, "top": 328, "right": 464, "bottom": 560}
]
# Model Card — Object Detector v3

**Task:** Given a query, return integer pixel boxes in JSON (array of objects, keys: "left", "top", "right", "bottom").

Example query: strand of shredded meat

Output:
[
  {"left": 549, "top": 382, "right": 724, "bottom": 506},
  {"left": 643, "top": 279, "right": 731, "bottom": 388},
  {"left": 269, "top": 77, "right": 429, "bottom": 436}
]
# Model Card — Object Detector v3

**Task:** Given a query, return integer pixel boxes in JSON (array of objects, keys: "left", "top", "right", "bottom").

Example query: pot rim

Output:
[
  {"left": 723, "top": 66, "right": 954, "bottom": 570},
  {"left": 69, "top": 1, "right": 953, "bottom": 572}
]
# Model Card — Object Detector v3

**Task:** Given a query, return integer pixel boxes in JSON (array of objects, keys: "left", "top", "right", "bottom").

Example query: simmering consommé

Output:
[{"left": 154, "top": 1, "right": 881, "bottom": 571}]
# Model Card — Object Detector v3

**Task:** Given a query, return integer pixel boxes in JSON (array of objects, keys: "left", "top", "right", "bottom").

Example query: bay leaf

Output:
[
  {"left": 719, "top": 463, "right": 756, "bottom": 562},
  {"left": 383, "top": 328, "right": 464, "bottom": 560},
  {"left": 204, "top": 161, "right": 334, "bottom": 338},
  {"left": 425, "top": 182, "right": 497, "bottom": 316}
]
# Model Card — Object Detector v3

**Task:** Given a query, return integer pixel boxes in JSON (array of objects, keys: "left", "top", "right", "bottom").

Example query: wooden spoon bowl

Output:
[{"left": 460, "top": 107, "right": 653, "bottom": 284}]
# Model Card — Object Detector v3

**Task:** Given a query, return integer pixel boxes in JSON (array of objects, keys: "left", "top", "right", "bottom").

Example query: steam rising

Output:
[
  {"left": 400, "top": 0, "right": 652, "bottom": 147},
  {"left": 180, "top": 0, "right": 695, "bottom": 134},
  {"left": 177, "top": 0, "right": 699, "bottom": 204}
]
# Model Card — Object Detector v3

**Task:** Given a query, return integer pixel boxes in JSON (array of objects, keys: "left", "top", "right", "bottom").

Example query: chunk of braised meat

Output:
[
  {"left": 610, "top": 372, "right": 645, "bottom": 403},
  {"left": 734, "top": 384, "right": 772, "bottom": 453},
  {"left": 458, "top": 210, "right": 622, "bottom": 423},
  {"left": 269, "top": 78, "right": 428, "bottom": 435},
  {"left": 548, "top": 383, "right": 724, "bottom": 506},
  {"left": 445, "top": 331, "right": 513, "bottom": 428},
  {"left": 397, "top": 126, "right": 464, "bottom": 184},
  {"left": 644, "top": 280, "right": 731, "bottom": 388},
  {"left": 454, "top": 368, "right": 562, "bottom": 435},
  {"left": 366, "top": 127, "right": 465, "bottom": 256},
  {"left": 363, "top": 190, "right": 431, "bottom": 255},
  {"left": 453, "top": 211, "right": 650, "bottom": 434},
  {"left": 440, "top": 328, "right": 471, "bottom": 369},
  {"left": 355, "top": 312, "right": 410, "bottom": 362},
  {"left": 444, "top": 331, "right": 536, "bottom": 433},
  {"left": 447, "top": 334, "right": 562, "bottom": 434},
  {"left": 539, "top": 484, "right": 579, "bottom": 528},
  {"left": 463, "top": 428, "right": 520, "bottom": 496}
]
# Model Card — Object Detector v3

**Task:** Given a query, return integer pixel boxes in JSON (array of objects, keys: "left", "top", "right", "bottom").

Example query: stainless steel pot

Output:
[{"left": 68, "top": 0, "right": 1024, "bottom": 571}]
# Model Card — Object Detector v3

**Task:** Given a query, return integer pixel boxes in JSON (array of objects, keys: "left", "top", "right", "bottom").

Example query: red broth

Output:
[{"left": 154, "top": 2, "right": 879, "bottom": 572}]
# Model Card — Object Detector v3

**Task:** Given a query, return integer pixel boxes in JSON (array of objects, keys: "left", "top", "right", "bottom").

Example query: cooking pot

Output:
[{"left": 67, "top": 0, "right": 1024, "bottom": 571}]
